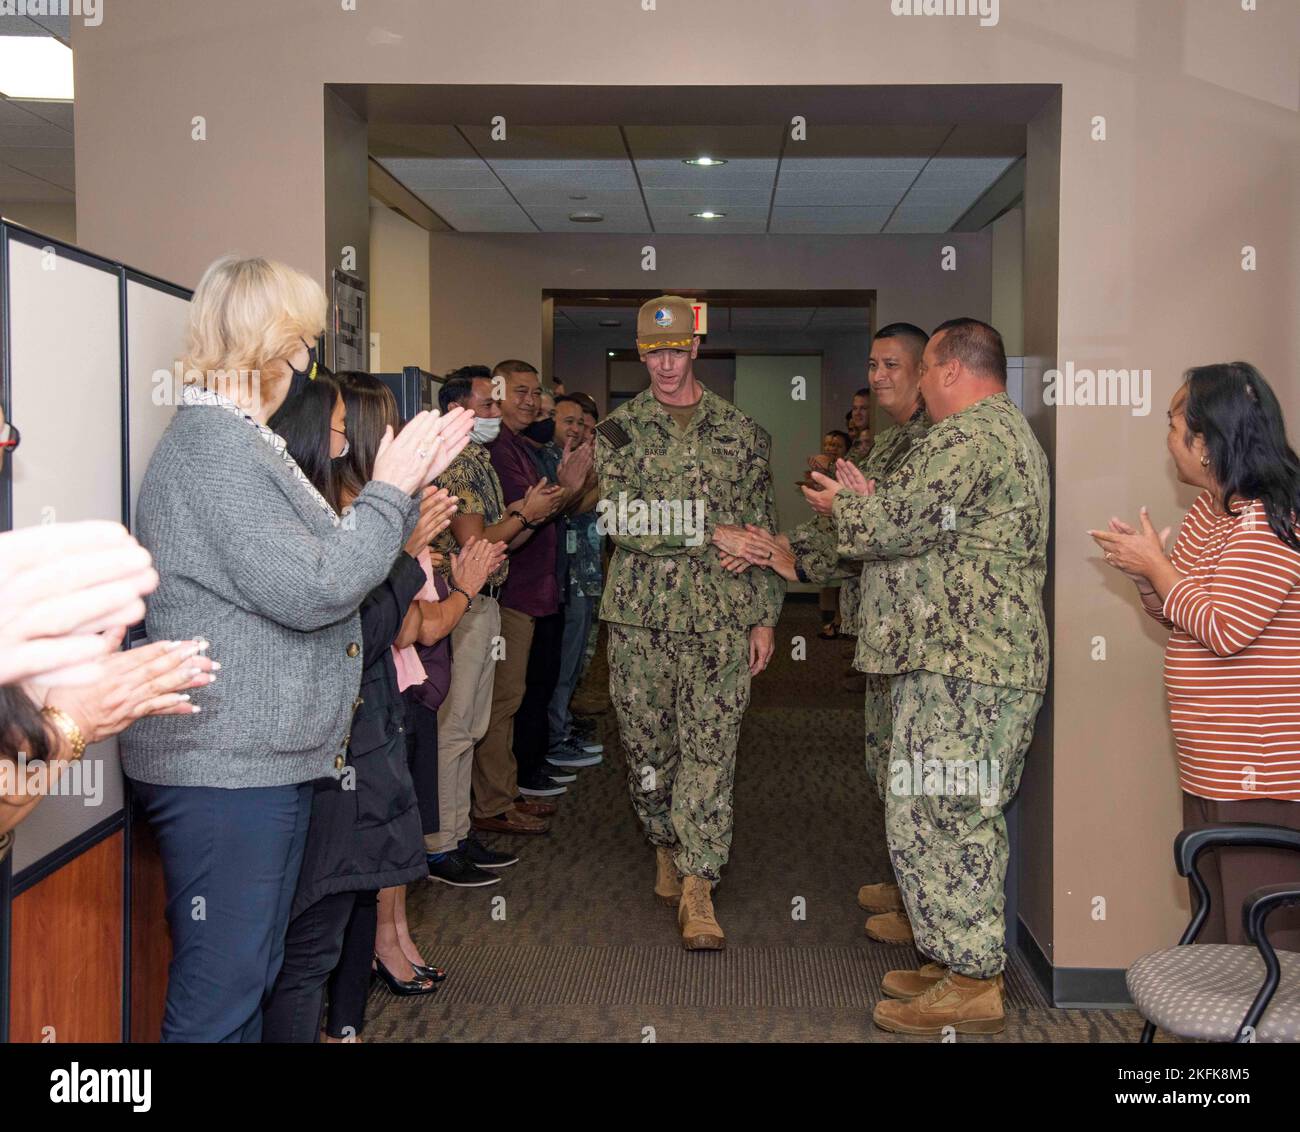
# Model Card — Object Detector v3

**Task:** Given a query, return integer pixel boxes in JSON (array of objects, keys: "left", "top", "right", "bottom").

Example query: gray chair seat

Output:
[{"left": 1127, "top": 944, "right": 1300, "bottom": 1042}]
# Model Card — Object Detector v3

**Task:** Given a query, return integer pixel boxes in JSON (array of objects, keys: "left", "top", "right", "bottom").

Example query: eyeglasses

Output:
[{"left": 0, "top": 421, "right": 19, "bottom": 452}]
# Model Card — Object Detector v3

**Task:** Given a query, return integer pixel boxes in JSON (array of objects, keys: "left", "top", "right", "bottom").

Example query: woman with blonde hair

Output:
[{"left": 121, "top": 254, "right": 473, "bottom": 1042}]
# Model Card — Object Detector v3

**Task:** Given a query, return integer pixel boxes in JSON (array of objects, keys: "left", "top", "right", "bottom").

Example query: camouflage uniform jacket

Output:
[
  {"left": 596, "top": 384, "right": 785, "bottom": 633},
  {"left": 832, "top": 392, "right": 1049, "bottom": 692},
  {"left": 788, "top": 405, "right": 929, "bottom": 584}
]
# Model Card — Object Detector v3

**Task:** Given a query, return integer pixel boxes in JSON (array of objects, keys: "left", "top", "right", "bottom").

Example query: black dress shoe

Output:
[
  {"left": 412, "top": 963, "right": 448, "bottom": 983},
  {"left": 462, "top": 835, "right": 519, "bottom": 869},
  {"left": 373, "top": 956, "right": 437, "bottom": 996}
]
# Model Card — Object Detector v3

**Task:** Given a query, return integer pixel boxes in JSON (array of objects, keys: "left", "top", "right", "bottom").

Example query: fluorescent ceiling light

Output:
[
  {"left": 683, "top": 157, "right": 727, "bottom": 167},
  {"left": 691, "top": 211, "right": 726, "bottom": 220},
  {"left": 0, "top": 37, "right": 74, "bottom": 100}
]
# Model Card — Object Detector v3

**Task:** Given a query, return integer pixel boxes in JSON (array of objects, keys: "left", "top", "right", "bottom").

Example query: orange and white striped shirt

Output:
[{"left": 1147, "top": 492, "right": 1300, "bottom": 801}]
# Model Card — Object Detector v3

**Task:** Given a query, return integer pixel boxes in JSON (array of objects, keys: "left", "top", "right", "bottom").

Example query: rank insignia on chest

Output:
[{"left": 596, "top": 419, "right": 633, "bottom": 450}]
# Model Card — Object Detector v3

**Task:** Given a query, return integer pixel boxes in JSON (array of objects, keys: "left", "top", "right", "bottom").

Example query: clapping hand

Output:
[
  {"left": 556, "top": 436, "right": 594, "bottom": 493},
  {"left": 41, "top": 633, "right": 220, "bottom": 746},
  {"left": 0, "top": 521, "right": 159, "bottom": 687},
  {"left": 801, "top": 470, "right": 845, "bottom": 516},
  {"left": 1088, "top": 507, "right": 1172, "bottom": 585},
  {"left": 372, "top": 406, "right": 475, "bottom": 495},
  {"left": 834, "top": 459, "right": 873, "bottom": 496},
  {"left": 451, "top": 536, "right": 508, "bottom": 598},
  {"left": 405, "top": 486, "right": 458, "bottom": 556}
]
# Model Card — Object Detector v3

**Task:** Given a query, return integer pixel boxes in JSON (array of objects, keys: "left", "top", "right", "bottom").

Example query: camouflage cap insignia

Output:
[{"left": 596, "top": 419, "right": 633, "bottom": 450}]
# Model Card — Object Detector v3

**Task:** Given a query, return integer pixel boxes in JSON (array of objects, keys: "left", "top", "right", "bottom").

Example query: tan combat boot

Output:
[
  {"left": 654, "top": 846, "right": 682, "bottom": 905},
  {"left": 880, "top": 962, "right": 949, "bottom": 1000},
  {"left": 678, "top": 875, "right": 725, "bottom": 951},
  {"left": 865, "top": 908, "right": 915, "bottom": 944},
  {"left": 857, "top": 882, "right": 905, "bottom": 914},
  {"left": 872, "top": 972, "right": 1005, "bottom": 1035}
]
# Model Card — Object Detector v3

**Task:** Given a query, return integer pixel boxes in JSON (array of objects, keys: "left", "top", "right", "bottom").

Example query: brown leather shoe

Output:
[
  {"left": 872, "top": 972, "right": 1005, "bottom": 1035},
  {"left": 857, "top": 881, "right": 905, "bottom": 914},
  {"left": 654, "top": 845, "right": 682, "bottom": 905},
  {"left": 513, "top": 797, "right": 557, "bottom": 817},
  {"left": 678, "top": 875, "right": 725, "bottom": 950},
  {"left": 880, "top": 962, "right": 948, "bottom": 1000},
  {"left": 865, "top": 909, "right": 915, "bottom": 944},
  {"left": 471, "top": 806, "right": 549, "bottom": 835}
]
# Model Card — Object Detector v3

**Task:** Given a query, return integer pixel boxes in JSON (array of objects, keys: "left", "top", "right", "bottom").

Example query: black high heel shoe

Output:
[
  {"left": 411, "top": 963, "right": 448, "bottom": 983},
  {"left": 373, "top": 956, "right": 437, "bottom": 996}
]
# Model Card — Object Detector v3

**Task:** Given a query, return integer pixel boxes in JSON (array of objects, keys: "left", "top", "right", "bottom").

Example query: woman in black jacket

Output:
[{"left": 261, "top": 371, "right": 458, "bottom": 1042}]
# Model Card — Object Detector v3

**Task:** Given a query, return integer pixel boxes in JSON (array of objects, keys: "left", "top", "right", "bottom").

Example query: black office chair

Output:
[{"left": 1126, "top": 823, "right": 1300, "bottom": 1043}]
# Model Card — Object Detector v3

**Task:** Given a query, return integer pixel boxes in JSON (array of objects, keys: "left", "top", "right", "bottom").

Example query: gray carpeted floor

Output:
[{"left": 365, "top": 601, "right": 1147, "bottom": 1042}]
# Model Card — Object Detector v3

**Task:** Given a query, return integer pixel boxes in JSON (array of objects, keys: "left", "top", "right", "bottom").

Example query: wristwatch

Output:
[
  {"left": 794, "top": 558, "right": 810, "bottom": 585},
  {"left": 41, "top": 706, "right": 87, "bottom": 760}
]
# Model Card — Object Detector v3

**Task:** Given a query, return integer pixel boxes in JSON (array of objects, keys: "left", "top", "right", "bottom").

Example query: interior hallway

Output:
[{"left": 372, "top": 601, "right": 1144, "bottom": 1042}]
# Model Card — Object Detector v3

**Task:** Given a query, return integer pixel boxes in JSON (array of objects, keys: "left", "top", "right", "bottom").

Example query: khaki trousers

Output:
[
  {"left": 428, "top": 594, "right": 500, "bottom": 853},
  {"left": 471, "top": 604, "right": 534, "bottom": 820}
]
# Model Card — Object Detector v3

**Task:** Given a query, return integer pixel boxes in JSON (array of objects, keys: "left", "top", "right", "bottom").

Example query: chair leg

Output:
[{"left": 1139, "top": 1020, "right": 1156, "bottom": 1044}]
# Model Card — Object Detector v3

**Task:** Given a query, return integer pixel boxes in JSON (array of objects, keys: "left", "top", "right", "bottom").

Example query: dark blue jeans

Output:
[{"left": 132, "top": 779, "right": 313, "bottom": 1042}]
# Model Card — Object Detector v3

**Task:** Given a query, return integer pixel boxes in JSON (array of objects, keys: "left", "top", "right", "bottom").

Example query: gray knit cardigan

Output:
[{"left": 120, "top": 404, "right": 416, "bottom": 789}]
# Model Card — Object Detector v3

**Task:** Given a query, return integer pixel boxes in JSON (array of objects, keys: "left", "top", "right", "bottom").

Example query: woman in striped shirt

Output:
[{"left": 1092, "top": 362, "right": 1300, "bottom": 951}]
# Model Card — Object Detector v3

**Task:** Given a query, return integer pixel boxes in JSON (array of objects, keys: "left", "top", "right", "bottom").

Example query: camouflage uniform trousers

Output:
[
  {"left": 863, "top": 673, "right": 892, "bottom": 803},
  {"left": 883, "top": 669, "right": 1042, "bottom": 978},
  {"left": 607, "top": 622, "right": 751, "bottom": 882}
]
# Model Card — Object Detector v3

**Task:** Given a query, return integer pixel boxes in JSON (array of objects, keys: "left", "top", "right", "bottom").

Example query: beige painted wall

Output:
[
  {"left": 71, "top": 0, "right": 1300, "bottom": 973},
  {"left": 370, "top": 202, "right": 431, "bottom": 373},
  {"left": 430, "top": 230, "right": 989, "bottom": 410}
]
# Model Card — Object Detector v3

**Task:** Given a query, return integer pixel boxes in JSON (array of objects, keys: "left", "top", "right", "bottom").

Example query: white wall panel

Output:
[
  {"left": 125, "top": 279, "right": 189, "bottom": 520},
  {"left": 6, "top": 234, "right": 125, "bottom": 872}
]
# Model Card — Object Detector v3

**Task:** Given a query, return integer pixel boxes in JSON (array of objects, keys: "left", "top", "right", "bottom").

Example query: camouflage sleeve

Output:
[
  {"left": 595, "top": 434, "right": 707, "bottom": 557},
  {"left": 830, "top": 423, "right": 980, "bottom": 562},
  {"left": 739, "top": 424, "right": 786, "bottom": 628},
  {"left": 787, "top": 514, "right": 858, "bottom": 584}
]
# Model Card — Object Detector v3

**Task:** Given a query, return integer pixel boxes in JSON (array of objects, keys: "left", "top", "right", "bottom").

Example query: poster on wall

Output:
[{"left": 331, "top": 269, "right": 368, "bottom": 372}]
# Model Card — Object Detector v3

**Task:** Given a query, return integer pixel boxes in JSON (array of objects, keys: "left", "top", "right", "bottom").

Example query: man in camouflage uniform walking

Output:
[
  {"left": 596, "top": 295, "right": 785, "bottom": 950},
  {"left": 805, "top": 318, "right": 1049, "bottom": 1034}
]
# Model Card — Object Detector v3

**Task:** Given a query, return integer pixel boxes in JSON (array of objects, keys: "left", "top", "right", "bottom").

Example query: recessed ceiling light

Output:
[
  {"left": 598, "top": 319, "right": 621, "bottom": 327},
  {"left": 691, "top": 211, "right": 726, "bottom": 220},
  {"left": 568, "top": 194, "right": 588, "bottom": 200},
  {"left": 0, "top": 37, "right": 74, "bottom": 100},
  {"left": 683, "top": 157, "right": 727, "bottom": 167},
  {"left": 569, "top": 210, "right": 604, "bottom": 223}
]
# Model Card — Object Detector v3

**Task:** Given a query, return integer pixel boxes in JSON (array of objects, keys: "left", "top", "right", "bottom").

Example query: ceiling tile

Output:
[
  {"left": 623, "top": 125, "right": 783, "bottom": 161},
  {"left": 773, "top": 170, "right": 915, "bottom": 207},
  {"left": 526, "top": 206, "right": 650, "bottom": 233},
  {"left": 377, "top": 156, "right": 497, "bottom": 190},
  {"left": 511, "top": 186, "right": 645, "bottom": 208},
  {"left": 770, "top": 205, "right": 892, "bottom": 233},
  {"left": 636, "top": 157, "right": 777, "bottom": 190},
  {"left": 641, "top": 187, "right": 772, "bottom": 208}
]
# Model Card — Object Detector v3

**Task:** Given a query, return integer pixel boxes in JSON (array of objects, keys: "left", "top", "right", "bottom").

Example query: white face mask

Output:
[{"left": 471, "top": 416, "right": 502, "bottom": 444}]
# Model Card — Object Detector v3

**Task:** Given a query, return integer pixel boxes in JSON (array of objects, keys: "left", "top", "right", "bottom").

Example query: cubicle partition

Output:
[{"left": 0, "top": 222, "right": 192, "bottom": 1042}]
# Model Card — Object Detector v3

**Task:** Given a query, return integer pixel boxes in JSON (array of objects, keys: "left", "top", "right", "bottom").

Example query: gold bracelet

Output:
[{"left": 41, "top": 706, "right": 87, "bottom": 761}]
